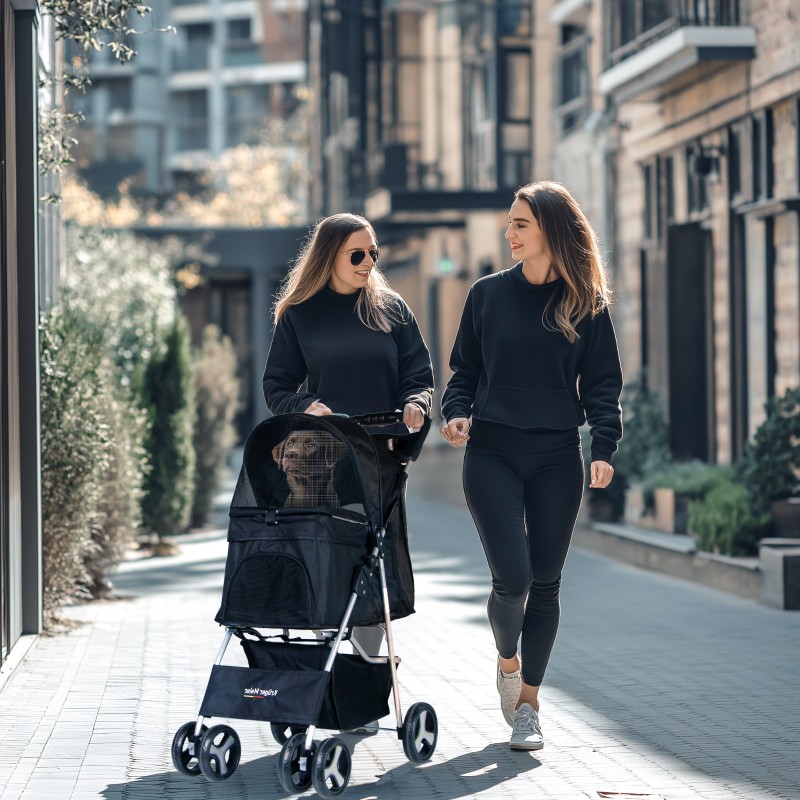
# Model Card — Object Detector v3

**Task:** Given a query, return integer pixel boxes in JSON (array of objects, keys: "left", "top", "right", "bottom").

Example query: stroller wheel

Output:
[
  {"left": 311, "top": 737, "right": 352, "bottom": 799},
  {"left": 278, "top": 731, "right": 316, "bottom": 794},
  {"left": 198, "top": 724, "right": 241, "bottom": 781},
  {"left": 271, "top": 722, "right": 307, "bottom": 745},
  {"left": 401, "top": 702, "right": 438, "bottom": 763},
  {"left": 171, "top": 721, "right": 208, "bottom": 776}
]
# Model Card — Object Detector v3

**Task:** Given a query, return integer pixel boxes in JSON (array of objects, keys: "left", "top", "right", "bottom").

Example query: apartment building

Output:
[
  {"left": 309, "top": 0, "right": 548, "bottom": 392},
  {"left": 70, "top": 0, "right": 308, "bottom": 196},
  {"left": 584, "top": 0, "right": 798, "bottom": 465}
]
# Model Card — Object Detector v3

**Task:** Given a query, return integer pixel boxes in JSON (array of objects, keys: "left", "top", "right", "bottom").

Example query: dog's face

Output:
[{"left": 272, "top": 430, "right": 347, "bottom": 507}]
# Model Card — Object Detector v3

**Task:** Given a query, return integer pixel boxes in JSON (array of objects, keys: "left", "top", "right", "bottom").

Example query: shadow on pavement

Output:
[{"left": 100, "top": 742, "right": 539, "bottom": 800}]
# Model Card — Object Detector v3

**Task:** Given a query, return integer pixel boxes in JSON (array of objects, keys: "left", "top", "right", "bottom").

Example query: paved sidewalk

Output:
[{"left": 1, "top": 447, "right": 800, "bottom": 799}]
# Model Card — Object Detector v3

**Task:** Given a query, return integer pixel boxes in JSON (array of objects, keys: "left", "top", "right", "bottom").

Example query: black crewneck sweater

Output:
[
  {"left": 441, "top": 263, "right": 623, "bottom": 462},
  {"left": 263, "top": 286, "right": 434, "bottom": 419}
]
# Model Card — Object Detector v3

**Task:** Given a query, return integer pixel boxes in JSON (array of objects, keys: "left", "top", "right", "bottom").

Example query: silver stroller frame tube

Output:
[{"left": 194, "top": 629, "right": 234, "bottom": 739}]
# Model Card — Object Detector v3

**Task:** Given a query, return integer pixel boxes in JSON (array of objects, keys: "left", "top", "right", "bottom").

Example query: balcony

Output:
[
  {"left": 172, "top": 49, "right": 210, "bottom": 72},
  {"left": 599, "top": 0, "right": 755, "bottom": 101},
  {"left": 223, "top": 42, "right": 264, "bottom": 68}
]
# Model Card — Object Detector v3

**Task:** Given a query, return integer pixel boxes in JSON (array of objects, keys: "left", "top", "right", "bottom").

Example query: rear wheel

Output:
[
  {"left": 171, "top": 721, "right": 207, "bottom": 776},
  {"left": 198, "top": 724, "right": 241, "bottom": 781},
  {"left": 401, "top": 702, "right": 438, "bottom": 763},
  {"left": 278, "top": 732, "right": 316, "bottom": 794},
  {"left": 311, "top": 737, "right": 351, "bottom": 799},
  {"left": 271, "top": 722, "right": 307, "bottom": 745}
]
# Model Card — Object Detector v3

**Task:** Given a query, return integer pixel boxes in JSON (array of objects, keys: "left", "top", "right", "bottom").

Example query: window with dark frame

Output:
[
  {"left": 728, "top": 125, "right": 741, "bottom": 200},
  {"left": 556, "top": 22, "right": 589, "bottom": 135},
  {"left": 752, "top": 108, "right": 774, "bottom": 202},
  {"left": 687, "top": 145, "right": 709, "bottom": 214}
]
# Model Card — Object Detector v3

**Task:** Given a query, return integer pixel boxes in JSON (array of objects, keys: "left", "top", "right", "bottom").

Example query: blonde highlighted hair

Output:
[
  {"left": 515, "top": 180, "right": 612, "bottom": 342},
  {"left": 273, "top": 213, "right": 401, "bottom": 333}
]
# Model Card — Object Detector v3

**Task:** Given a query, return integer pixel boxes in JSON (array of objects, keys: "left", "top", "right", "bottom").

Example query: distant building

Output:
[
  {"left": 68, "top": 0, "right": 308, "bottom": 197},
  {"left": 309, "top": 0, "right": 542, "bottom": 397}
]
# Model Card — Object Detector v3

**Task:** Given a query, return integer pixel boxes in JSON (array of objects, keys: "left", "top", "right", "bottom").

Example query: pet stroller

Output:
[{"left": 170, "top": 411, "right": 438, "bottom": 798}]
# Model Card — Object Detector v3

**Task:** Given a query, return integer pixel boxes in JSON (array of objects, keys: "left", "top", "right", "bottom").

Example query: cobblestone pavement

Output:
[{"left": 1, "top": 447, "right": 799, "bottom": 800}]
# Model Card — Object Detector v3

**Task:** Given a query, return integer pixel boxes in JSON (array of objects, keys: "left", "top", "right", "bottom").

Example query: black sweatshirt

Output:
[
  {"left": 441, "top": 264, "right": 623, "bottom": 463},
  {"left": 263, "top": 286, "right": 434, "bottom": 420}
]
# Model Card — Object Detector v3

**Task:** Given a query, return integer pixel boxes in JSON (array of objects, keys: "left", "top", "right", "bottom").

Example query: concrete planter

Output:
[
  {"left": 759, "top": 537, "right": 800, "bottom": 610},
  {"left": 624, "top": 484, "right": 690, "bottom": 534}
]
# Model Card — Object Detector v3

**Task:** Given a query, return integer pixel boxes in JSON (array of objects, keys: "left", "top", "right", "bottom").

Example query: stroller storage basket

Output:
[{"left": 199, "top": 640, "right": 393, "bottom": 730}]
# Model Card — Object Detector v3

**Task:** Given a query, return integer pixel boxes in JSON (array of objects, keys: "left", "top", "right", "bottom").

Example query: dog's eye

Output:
[
  {"left": 285, "top": 437, "right": 295, "bottom": 448},
  {"left": 306, "top": 440, "right": 318, "bottom": 451}
]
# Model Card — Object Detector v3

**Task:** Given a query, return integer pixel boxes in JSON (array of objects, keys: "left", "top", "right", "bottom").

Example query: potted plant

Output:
[{"left": 742, "top": 386, "right": 800, "bottom": 536}]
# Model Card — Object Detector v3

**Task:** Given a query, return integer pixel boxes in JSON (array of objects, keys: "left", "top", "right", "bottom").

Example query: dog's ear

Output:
[
  {"left": 272, "top": 439, "right": 285, "bottom": 467},
  {"left": 323, "top": 435, "right": 348, "bottom": 468}
]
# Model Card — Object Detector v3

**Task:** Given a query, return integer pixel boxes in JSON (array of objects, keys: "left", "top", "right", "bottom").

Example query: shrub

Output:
[
  {"left": 141, "top": 314, "right": 197, "bottom": 539},
  {"left": 640, "top": 459, "right": 724, "bottom": 511},
  {"left": 40, "top": 306, "right": 113, "bottom": 614},
  {"left": 191, "top": 326, "right": 240, "bottom": 528},
  {"left": 689, "top": 472, "right": 770, "bottom": 556},
  {"left": 62, "top": 225, "right": 177, "bottom": 390},
  {"left": 89, "top": 391, "right": 148, "bottom": 596},
  {"left": 741, "top": 385, "right": 800, "bottom": 516}
]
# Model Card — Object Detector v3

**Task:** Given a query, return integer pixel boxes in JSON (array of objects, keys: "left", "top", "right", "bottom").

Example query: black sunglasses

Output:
[{"left": 343, "top": 247, "right": 380, "bottom": 266}]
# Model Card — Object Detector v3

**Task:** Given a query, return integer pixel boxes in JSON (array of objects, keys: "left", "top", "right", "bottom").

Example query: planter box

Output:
[
  {"left": 653, "top": 487, "right": 690, "bottom": 534},
  {"left": 759, "top": 539, "right": 800, "bottom": 610},
  {"left": 771, "top": 498, "right": 800, "bottom": 537}
]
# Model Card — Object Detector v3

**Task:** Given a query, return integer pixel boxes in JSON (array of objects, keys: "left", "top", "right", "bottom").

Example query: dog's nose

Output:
[{"left": 284, "top": 449, "right": 297, "bottom": 460}]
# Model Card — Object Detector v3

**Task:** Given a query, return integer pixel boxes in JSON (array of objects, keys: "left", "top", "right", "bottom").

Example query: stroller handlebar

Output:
[{"left": 347, "top": 410, "right": 406, "bottom": 427}]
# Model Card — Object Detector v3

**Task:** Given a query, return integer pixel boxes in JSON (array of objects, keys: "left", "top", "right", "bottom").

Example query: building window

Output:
[
  {"left": 172, "top": 90, "right": 209, "bottom": 151},
  {"left": 687, "top": 145, "right": 709, "bottom": 214},
  {"left": 174, "top": 23, "right": 212, "bottom": 71},
  {"left": 502, "top": 49, "right": 531, "bottom": 122},
  {"left": 752, "top": 108, "right": 774, "bottom": 201},
  {"left": 226, "top": 18, "right": 252, "bottom": 43},
  {"left": 497, "top": 0, "right": 532, "bottom": 37},
  {"left": 556, "top": 23, "right": 589, "bottom": 135},
  {"left": 727, "top": 125, "right": 742, "bottom": 201},
  {"left": 663, "top": 154, "right": 674, "bottom": 223},
  {"left": 642, "top": 161, "right": 657, "bottom": 240}
]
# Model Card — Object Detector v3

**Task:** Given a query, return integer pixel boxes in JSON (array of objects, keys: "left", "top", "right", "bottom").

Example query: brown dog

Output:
[{"left": 272, "top": 430, "right": 348, "bottom": 508}]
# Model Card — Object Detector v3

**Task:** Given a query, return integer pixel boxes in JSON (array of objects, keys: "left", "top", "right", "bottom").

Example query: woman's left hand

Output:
[
  {"left": 403, "top": 402, "right": 424, "bottom": 431},
  {"left": 590, "top": 460, "right": 614, "bottom": 489}
]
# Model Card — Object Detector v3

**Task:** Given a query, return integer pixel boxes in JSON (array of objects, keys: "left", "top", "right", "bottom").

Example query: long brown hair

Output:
[
  {"left": 273, "top": 213, "right": 401, "bottom": 332},
  {"left": 515, "top": 180, "right": 612, "bottom": 343}
]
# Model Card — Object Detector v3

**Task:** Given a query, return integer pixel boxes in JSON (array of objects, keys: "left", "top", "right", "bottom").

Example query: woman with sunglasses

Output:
[
  {"left": 264, "top": 212, "right": 433, "bottom": 428},
  {"left": 263, "top": 213, "right": 434, "bottom": 731},
  {"left": 441, "top": 181, "right": 622, "bottom": 751}
]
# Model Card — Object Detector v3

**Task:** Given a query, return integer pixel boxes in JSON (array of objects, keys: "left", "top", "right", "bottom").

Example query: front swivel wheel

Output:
[
  {"left": 401, "top": 702, "right": 438, "bottom": 763},
  {"left": 171, "top": 721, "right": 208, "bottom": 776},
  {"left": 311, "top": 737, "right": 352, "bottom": 798},
  {"left": 278, "top": 732, "right": 316, "bottom": 794},
  {"left": 198, "top": 724, "right": 241, "bottom": 781}
]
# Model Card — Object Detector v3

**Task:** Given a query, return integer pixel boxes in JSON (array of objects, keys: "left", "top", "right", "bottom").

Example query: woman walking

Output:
[
  {"left": 441, "top": 181, "right": 622, "bottom": 750},
  {"left": 263, "top": 212, "right": 434, "bottom": 730}
]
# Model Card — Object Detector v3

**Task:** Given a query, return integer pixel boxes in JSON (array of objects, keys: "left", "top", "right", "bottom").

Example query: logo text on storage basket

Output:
[{"left": 244, "top": 687, "right": 279, "bottom": 699}]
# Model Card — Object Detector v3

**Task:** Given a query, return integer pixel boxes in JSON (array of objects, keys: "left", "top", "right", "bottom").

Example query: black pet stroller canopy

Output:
[{"left": 215, "top": 413, "right": 424, "bottom": 630}]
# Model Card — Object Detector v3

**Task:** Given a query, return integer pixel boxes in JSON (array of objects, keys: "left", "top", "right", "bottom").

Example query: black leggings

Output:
[{"left": 462, "top": 424, "right": 584, "bottom": 686}]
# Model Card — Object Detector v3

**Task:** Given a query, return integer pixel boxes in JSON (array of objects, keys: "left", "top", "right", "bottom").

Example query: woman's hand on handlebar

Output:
[
  {"left": 303, "top": 400, "right": 332, "bottom": 416},
  {"left": 403, "top": 402, "right": 425, "bottom": 431}
]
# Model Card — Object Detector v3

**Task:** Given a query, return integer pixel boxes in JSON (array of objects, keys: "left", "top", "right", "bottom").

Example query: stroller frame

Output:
[{"left": 171, "top": 411, "right": 438, "bottom": 798}]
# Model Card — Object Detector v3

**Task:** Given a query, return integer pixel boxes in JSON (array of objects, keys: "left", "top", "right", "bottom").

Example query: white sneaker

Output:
[
  {"left": 509, "top": 702, "right": 544, "bottom": 751},
  {"left": 496, "top": 657, "right": 521, "bottom": 727}
]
